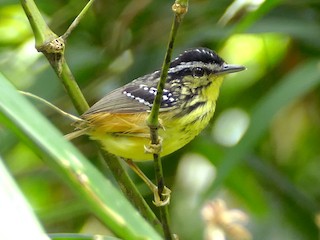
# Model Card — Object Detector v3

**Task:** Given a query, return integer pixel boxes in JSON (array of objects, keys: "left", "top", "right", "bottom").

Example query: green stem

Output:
[
  {"left": 20, "top": 0, "right": 57, "bottom": 48},
  {"left": 147, "top": 1, "right": 188, "bottom": 239},
  {"left": 56, "top": 56, "right": 89, "bottom": 113},
  {"left": 20, "top": 0, "right": 159, "bottom": 231}
]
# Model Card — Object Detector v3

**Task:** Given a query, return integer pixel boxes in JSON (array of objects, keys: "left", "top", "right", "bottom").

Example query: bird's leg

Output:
[{"left": 123, "top": 158, "right": 171, "bottom": 206}]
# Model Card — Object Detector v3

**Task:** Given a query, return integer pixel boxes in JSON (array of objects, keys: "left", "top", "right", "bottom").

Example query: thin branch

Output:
[
  {"left": 62, "top": 0, "right": 96, "bottom": 40},
  {"left": 146, "top": 1, "right": 188, "bottom": 239},
  {"left": 21, "top": 0, "right": 89, "bottom": 113}
]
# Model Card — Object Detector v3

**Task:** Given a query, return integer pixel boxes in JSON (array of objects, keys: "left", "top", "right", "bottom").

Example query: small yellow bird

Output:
[
  {"left": 67, "top": 47, "right": 245, "bottom": 205},
  {"left": 68, "top": 48, "right": 245, "bottom": 161}
]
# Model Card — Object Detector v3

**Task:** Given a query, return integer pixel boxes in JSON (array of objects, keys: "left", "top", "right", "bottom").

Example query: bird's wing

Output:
[
  {"left": 83, "top": 87, "right": 149, "bottom": 115},
  {"left": 83, "top": 73, "right": 160, "bottom": 115},
  {"left": 83, "top": 71, "right": 178, "bottom": 116}
]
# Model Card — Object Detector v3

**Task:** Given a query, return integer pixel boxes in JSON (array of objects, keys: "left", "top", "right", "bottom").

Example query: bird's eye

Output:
[{"left": 192, "top": 67, "right": 205, "bottom": 77}]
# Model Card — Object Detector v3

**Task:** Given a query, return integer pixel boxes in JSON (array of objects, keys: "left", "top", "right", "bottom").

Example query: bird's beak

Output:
[{"left": 219, "top": 63, "right": 246, "bottom": 74}]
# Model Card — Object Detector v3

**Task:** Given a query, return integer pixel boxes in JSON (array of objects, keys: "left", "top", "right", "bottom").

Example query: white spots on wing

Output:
[
  {"left": 123, "top": 91, "right": 135, "bottom": 99},
  {"left": 163, "top": 91, "right": 176, "bottom": 103},
  {"left": 164, "top": 89, "right": 174, "bottom": 97},
  {"left": 149, "top": 87, "right": 157, "bottom": 95},
  {"left": 136, "top": 97, "right": 146, "bottom": 104},
  {"left": 123, "top": 90, "right": 152, "bottom": 107},
  {"left": 138, "top": 84, "right": 156, "bottom": 96},
  {"left": 123, "top": 84, "right": 177, "bottom": 108}
]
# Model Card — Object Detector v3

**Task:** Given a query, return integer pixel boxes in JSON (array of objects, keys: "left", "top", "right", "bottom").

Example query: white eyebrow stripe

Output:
[{"left": 168, "top": 62, "right": 216, "bottom": 73}]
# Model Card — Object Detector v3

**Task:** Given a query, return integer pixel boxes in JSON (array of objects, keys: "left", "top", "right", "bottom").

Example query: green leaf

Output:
[
  {"left": 0, "top": 156, "right": 49, "bottom": 240},
  {"left": 0, "top": 73, "right": 161, "bottom": 240}
]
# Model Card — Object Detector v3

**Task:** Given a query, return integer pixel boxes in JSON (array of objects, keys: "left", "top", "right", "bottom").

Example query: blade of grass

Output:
[
  {"left": 0, "top": 73, "right": 161, "bottom": 240},
  {"left": 0, "top": 156, "right": 49, "bottom": 240}
]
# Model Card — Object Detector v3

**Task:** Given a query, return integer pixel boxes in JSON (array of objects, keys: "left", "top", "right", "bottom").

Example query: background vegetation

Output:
[{"left": 1, "top": 0, "right": 320, "bottom": 239}]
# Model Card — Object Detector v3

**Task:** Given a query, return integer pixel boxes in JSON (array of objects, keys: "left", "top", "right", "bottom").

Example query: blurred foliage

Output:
[{"left": 1, "top": 0, "right": 320, "bottom": 239}]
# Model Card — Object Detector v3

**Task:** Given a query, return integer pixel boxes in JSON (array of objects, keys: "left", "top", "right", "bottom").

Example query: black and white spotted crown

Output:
[{"left": 170, "top": 48, "right": 225, "bottom": 68}]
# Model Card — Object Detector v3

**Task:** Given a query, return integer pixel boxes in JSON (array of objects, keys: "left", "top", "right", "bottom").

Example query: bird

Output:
[{"left": 66, "top": 47, "right": 245, "bottom": 205}]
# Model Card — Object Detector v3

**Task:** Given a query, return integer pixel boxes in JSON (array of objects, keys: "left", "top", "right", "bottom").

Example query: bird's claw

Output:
[
  {"left": 152, "top": 186, "right": 171, "bottom": 207},
  {"left": 144, "top": 137, "right": 163, "bottom": 154}
]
